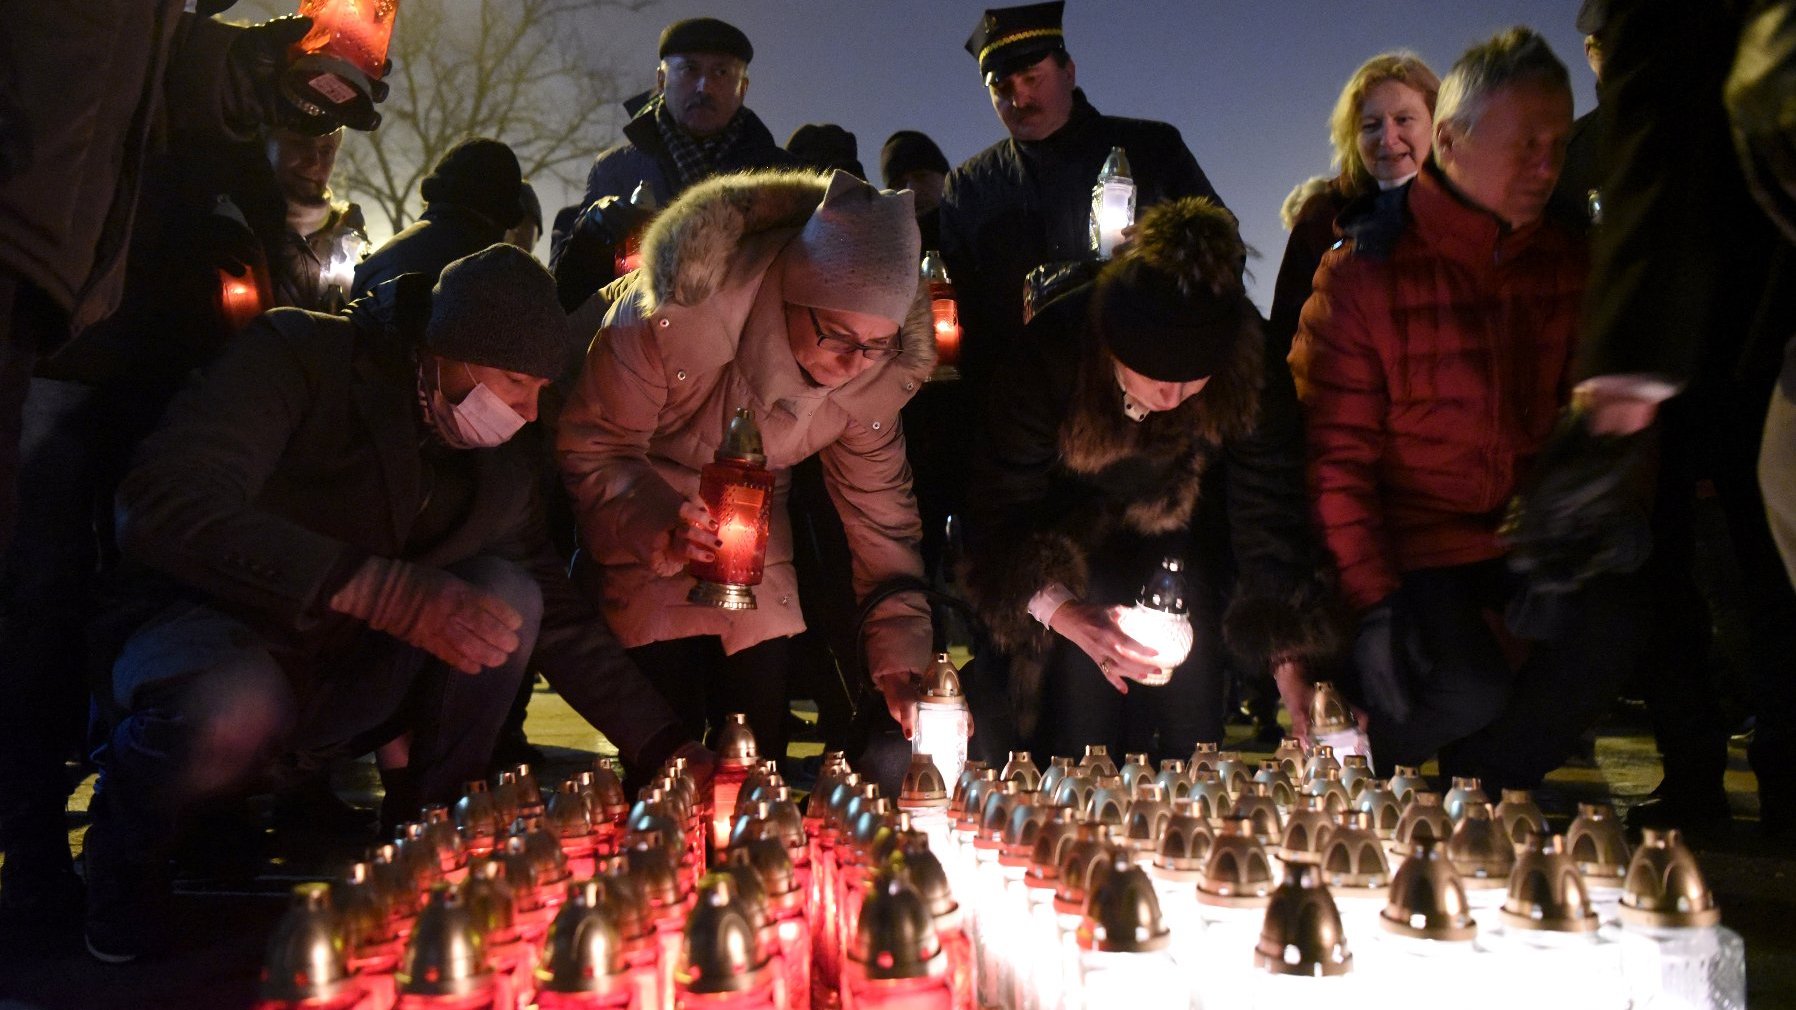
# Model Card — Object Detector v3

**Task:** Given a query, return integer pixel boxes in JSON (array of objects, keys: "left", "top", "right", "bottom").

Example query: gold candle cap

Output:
[
  {"left": 398, "top": 884, "right": 493, "bottom": 997},
  {"left": 677, "top": 874, "right": 771, "bottom": 993},
  {"left": 259, "top": 882, "right": 354, "bottom": 1003},
  {"left": 1277, "top": 796, "right": 1337, "bottom": 865},
  {"left": 1500, "top": 834, "right": 1599, "bottom": 933},
  {"left": 714, "top": 712, "right": 760, "bottom": 768},
  {"left": 1380, "top": 838, "right": 1477, "bottom": 942},
  {"left": 1080, "top": 853, "right": 1170, "bottom": 952},
  {"left": 1001, "top": 750, "right": 1043, "bottom": 790},
  {"left": 1565, "top": 802, "right": 1631, "bottom": 882},
  {"left": 537, "top": 879, "right": 631, "bottom": 993},
  {"left": 1618, "top": 828, "right": 1722, "bottom": 928},
  {"left": 1255, "top": 861, "right": 1353, "bottom": 977},
  {"left": 1446, "top": 801, "right": 1515, "bottom": 886},
  {"left": 851, "top": 867, "right": 944, "bottom": 980},
  {"left": 1197, "top": 817, "right": 1275, "bottom": 908}
]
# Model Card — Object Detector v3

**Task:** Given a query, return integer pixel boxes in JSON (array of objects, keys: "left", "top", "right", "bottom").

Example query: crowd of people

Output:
[{"left": 0, "top": 0, "right": 1793, "bottom": 967}]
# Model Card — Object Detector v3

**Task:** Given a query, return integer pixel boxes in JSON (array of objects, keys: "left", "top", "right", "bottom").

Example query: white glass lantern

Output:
[
  {"left": 1088, "top": 147, "right": 1136, "bottom": 259},
  {"left": 1113, "top": 557, "right": 1193, "bottom": 686}
]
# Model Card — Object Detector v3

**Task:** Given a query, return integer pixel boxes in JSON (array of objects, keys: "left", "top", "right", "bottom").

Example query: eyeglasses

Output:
[{"left": 809, "top": 308, "right": 902, "bottom": 360}]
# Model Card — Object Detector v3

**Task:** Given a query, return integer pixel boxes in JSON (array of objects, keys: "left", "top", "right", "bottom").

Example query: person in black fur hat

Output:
[{"left": 960, "top": 197, "right": 1340, "bottom": 761}]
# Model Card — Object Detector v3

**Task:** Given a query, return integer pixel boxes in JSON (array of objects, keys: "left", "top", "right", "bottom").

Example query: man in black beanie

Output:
[
  {"left": 352, "top": 137, "right": 528, "bottom": 296},
  {"left": 549, "top": 17, "right": 794, "bottom": 312},
  {"left": 880, "top": 130, "right": 951, "bottom": 250},
  {"left": 82, "top": 245, "right": 701, "bottom": 962}
]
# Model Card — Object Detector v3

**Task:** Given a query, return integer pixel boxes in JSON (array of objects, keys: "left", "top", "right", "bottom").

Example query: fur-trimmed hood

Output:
[{"left": 628, "top": 169, "right": 937, "bottom": 393}]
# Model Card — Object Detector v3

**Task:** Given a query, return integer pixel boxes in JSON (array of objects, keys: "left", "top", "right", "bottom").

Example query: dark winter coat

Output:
[
  {"left": 937, "top": 91, "right": 1223, "bottom": 392},
  {"left": 550, "top": 102, "right": 796, "bottom": 311},
  {"left": 1290, "top": 162, "right": 1587, "bottom": 612},
  {"left": 962, "top": 280, "right": 1336, "bottom": 738},
  {"left": 352, "top": 205, "right": 508, "bottom": 298},
  {"left": 1266, "top": 182, "right": 1354, "bottom": 361},
  {"left": 108, "top": 278, "right": 688, "bottom": 767},
  {"left": 0, "top": 6, "right": 266, "bottom": 335}
]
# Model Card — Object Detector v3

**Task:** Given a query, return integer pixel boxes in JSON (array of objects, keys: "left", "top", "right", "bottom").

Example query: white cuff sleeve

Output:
[{"left": 1028, "top": 582, "right": 1079, "bottom": 629}]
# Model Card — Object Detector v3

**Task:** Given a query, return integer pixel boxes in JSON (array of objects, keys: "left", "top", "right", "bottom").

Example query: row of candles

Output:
[{"left": 253, "top": 694, "right": 1744, "bottom": 1010}]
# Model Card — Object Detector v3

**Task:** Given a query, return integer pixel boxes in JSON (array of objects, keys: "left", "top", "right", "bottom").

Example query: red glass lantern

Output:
[
  {"left": 394, "top": 884, "right": 499, "bottom": 1010},
  {"left": 548, "top": 781, "right": 601, "bottom": 880},
  {"left": 612, "top": 181, "right": 658, "bottom": 278},
  {"left": 733, "top": 838, "right": 810, "bottom": 1010},
  {"left": 218, "top": 267, "right": 269, "bottom": 335},
  {"left": 285, "top": 0, "right": 400, "bottom": 130},
  {"left": 688, "top": 409, "right": 774, "bottom": 610},
  {"left": 675, "top": 875, "right": 780, "bottom": 1010},
  {"left": 534, "top": 880, "right": 639, "bottom": 1010},
  {"left": 256, "top": 883, "right": 364, "bottom": 1010},
  {"left": 711, "top": 713, "right": 759, "bottom": 854},
  {"left": 598, "top": 859, "right": 666, "bottom": 1010},
  {"left": 844, "top": 869, "right": 953, "bottom": 1010},
  {"left": 920, "top": 250, "right": 960, "bottom": 373}
]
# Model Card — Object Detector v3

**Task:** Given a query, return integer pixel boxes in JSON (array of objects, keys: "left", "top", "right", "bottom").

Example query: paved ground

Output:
[{"left": 0, "top": 682, "right": 1791, "bottom": 1009}]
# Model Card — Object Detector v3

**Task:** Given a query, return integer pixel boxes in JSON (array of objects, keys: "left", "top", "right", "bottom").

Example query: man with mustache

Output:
[
  {"left": 550, "top": 18, "right": 795, "bottom": 312},
  {"left": 936, "top": 1, "right": 1224, "bottom": 399}
]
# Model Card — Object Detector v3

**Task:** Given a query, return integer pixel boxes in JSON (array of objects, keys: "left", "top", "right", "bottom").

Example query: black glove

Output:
[
  {"left": 1351, "top": 596, "right": 1418, "bottom": 725},
  {"left": 578, "top": 194, "right": 652, "bottom": 248},
  {"left": 1727, "top": 0, "right": 1796, "bottom": 243},
  {"left": 1500, "top": 404, "right": 1653, "bottom": 595}
]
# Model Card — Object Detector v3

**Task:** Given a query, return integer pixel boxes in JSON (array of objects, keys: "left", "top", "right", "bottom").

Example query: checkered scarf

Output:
[{"left": 653, "top": 94, "right": 747, "bottom": 190}]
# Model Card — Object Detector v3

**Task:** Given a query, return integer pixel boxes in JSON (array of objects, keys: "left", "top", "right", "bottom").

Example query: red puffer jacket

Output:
[{"left": 1289, "top": 164, "right": 1586, "bottom": 611}]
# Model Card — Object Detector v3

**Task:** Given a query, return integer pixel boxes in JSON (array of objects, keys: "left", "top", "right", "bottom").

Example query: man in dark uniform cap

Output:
[
  {"left": 938, "top": 1, "right": 1224, "bottom": 395},
  {"left": 549, "top": 17, "right": 795, "bottom": 311}
]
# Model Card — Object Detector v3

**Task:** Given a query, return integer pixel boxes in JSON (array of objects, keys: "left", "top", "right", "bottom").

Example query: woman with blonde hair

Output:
[{"left": 1266, "top": 53, "right": 1440, "bottom": 355}]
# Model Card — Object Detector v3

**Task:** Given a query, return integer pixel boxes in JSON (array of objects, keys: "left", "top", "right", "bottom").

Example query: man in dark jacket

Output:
[
  {"left": 266, "top": 126, "right": 368, "bottom": 312},
  {"left": 1292, "top": 28, "right": 1639, "bottom": 791},
  {"left": 352, "top": 138, "right": 527, "bottom": 297},
  {"left": 1508, "top": 0, "right": 1796, "bottom": 836},
  {"left": 0, "top": 1, "right": 373, "bottom": 950},
  {"left": 937, "top": 1, "right": 1224, "bottom": 395},
  {"left": 548, "top": 18, "right": 796, "bottom": 312},
  {"left": 83, "top": 246, "right": 697, "bottom": 961}
]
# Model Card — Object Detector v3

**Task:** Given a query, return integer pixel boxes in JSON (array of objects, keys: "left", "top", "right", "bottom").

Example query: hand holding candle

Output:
[{"left": 649, "top": 494, "right": 721, "bottom": 577}]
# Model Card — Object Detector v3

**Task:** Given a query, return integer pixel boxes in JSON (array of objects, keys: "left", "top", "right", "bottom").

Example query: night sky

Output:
[{"left": 559, "top": 0, "right": 1599, "bottom": 311}]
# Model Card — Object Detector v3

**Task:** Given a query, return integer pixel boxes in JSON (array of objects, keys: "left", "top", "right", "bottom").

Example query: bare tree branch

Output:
[{"left": 319, "top": 0, "right": 643, "bottom": 235}]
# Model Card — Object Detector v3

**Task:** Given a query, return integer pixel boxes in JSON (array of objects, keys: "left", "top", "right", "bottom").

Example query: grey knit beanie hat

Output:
[
  {"left": 781, "top": 170, "right": 921, "bottom": 327},
  {"left": 426, "top": 244, "right": 570, "bottom": 379}
]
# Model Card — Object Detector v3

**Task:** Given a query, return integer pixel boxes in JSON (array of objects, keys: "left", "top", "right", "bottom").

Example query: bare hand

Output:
[
  {"left": 649, "top": 494, "right": 721, "bottom": 577},
  {"left": 877, "top": 673, "right": 974, "bottom": 741},
  {"left": 1272, "top": 659, "right": 1368, "bottom": 748},
  {"left": 879, "top": 676, "right": 920, "bottom": 738},
  {"left": 1048, "top": 602, "right": 1160, "bottom": 694}
]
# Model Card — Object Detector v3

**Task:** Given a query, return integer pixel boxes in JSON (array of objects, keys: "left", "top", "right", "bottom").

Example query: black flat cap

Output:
[
  {"left": 658, "top": 17, "right": 753, "bottom": 63},
  {"left": 965, "top": 2, "right": 1067, "bottom": 82}
]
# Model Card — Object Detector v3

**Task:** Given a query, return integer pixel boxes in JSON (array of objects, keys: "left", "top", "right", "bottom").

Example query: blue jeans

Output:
[{"left": 94, "top": 555, "right": 541, "bottom": 859}]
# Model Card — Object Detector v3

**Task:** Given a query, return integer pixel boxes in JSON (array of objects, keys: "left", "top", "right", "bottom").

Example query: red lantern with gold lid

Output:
[{"left": 688, "top": 409, "right": 775, "bottom": 610}]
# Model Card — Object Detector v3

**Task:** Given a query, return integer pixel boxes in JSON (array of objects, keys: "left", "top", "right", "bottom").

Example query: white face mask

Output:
[{"left": 429, "top": 362, "right": 528, "bottom": 449}]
